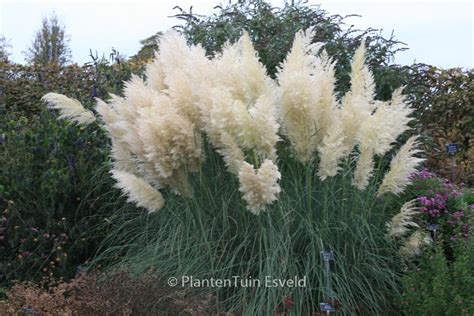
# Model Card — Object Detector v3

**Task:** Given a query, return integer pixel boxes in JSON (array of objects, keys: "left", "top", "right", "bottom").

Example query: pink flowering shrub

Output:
[{"left": 408, "top": 169, "right": 473, "bottom": 251}]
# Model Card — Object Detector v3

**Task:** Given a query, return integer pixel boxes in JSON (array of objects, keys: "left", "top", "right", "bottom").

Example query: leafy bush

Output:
[
  {"left": 0, "top": 51, "right": 149, "bottom": 286},
  {"left": 0, "top": 53, "right": 145, "bottom": 117},
  {"left": 0, "top": 42, "right": 150, "bottom": 286},
  {"left": 403, "top": 65, "right": 474, "bottom": 185},
  {"left": 401, "top": 239, "right": 474, "bottom": 315},
  {"left": 398, "top": 170, "right": 473, "bottom": 258},
  {"left": 0, "top": 110, "right": 121, "bottom": 284},
  {"left": 0, "top": 63, "right": 95, "bottom": 116},
  {"left": 40, "top": 29, "right": 430, "bottom": 314}
]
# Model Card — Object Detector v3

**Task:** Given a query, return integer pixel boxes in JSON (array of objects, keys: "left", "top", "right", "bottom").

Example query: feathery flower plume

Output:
[
  {"left": 386, "top": 200, "right": 420, "bottom": 239},
  {"left": 137, "top": 103, "right": 202, "bottom": 195},
  {"left": 277, "top": 28, "right": 327, "bottom": 163},
  {"left": 145, "top": 52, "right": 166, "bottom": 92},
  {"left": 109, "top": 140, "right": 137, "bottom": 174},
  {"left": 352, "top": 149, "right": 375, "bottom": 189},
  {"left": 347, "top": 40, "right": 375, "bottom": 102},
  {"left": 339, "top": 40, "right": 376, "bottom": 152},
  {"left": 111, "top": 169, "right": 164, "bottom": 213},
  {"left": 399, "top": 230, "right": 432, "bottom": 258},
  {"left": 317, "top": 118, "right": 348, "bottom": 180},
  {"left": 94, "top": 31, "right": 210, "bottom": 196},
  {"left": 357, "top": 88, "right": 412, "bottom": 155},
  {"left": 352, "top": 88, "right": 413, "bottom": 189},
  {"left": 155, "top": 31, "right": 210, "bottom": 127},
  {"left": 42, "top": 93, "right": 96, "bottom": 125},
  {"left": 203, "top": 31, "right": 279, "bottom": 175},
  {"left": 314, "top": 51, "right": 339, "bottom": 137},
  {"left": 378, "top": 136, "right": 425, "bottom": 196},
  {"left": 217, "top": 132, "right": 245, "bottom": 175},
  {"left": 238, "top": 160, "right": 281, "bottom": 214}
]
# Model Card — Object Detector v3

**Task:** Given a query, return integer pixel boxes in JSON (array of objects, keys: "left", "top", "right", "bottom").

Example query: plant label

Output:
[
  {"left": 320, "top": 302, "right": 335, "bottom": 312},
  {"left": 428, "top": 224, "right": 438, "bottom": 231},
  {"left": 320, "top": 251, "right": 334, "bottom": 261},
  {"left": 445, "top": 143, "right": 458, "bottom": 155}
]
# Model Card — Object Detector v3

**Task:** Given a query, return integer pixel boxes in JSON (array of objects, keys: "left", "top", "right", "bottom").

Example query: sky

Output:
[{"left": 0, "top": 0, "right": 472, "bottom": 68}]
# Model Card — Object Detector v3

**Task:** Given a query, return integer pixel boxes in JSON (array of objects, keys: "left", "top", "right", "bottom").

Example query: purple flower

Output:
[
  {"left": 410, "top": 169, "right": 435, "bottom": 179},
  {"left": 452, "top": 211, "right": 465, "bottom": 220},
  {"left": 418, "top": 196, "right": 431, "bottom": 206},
  {"left": 461, "top": 223, "right": 471, "bottom": 230}
]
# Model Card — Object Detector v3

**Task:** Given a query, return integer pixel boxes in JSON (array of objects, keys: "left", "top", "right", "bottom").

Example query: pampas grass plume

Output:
[{"left": 42, "top": 93, "right": 96, "bottom": 125}]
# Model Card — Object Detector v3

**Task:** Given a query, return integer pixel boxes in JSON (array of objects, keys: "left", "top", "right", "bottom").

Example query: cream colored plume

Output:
[
  {"left": 317, "top": 117, "right": 348, "bottom": 180},
  {"left": 214, "top": 31, "right": 271, "bottom": 102},
  {"left": 137, "top": 103, "right": 202, "bottom": 192},
  {"left": 111, "top": 169, "right": 164, "bottom": 213},
  {"left": 148, "top": 30, "right": 211, "bottom": 127},
  {"left": 216, "top": 132, "right": 245, "bottom": 175},
  {"left": 358, "top": 88, "right": 412, "bottom": 156},
  {"left": 203, "top": 31, "right": 279, "bottom": 177},
  {"left": 339, "top": 41, "right": 376, "bottom": 152},
  {"left": 42, "top": 93, "right": 96, "bottom": 125},
  {"left": 352, "top": 88, "right": 413, "bottom": 189},
  {"left": 352, "top": 149, "right": 375, "bottom": 189},
  {"left": 386, "top": 200, "right": 420, "bottom": 239},
  {"left": 378, "top": 136, "right": 425, "bottom": 195},
  {"left": 95, "top": 31, "right": 206, "bottom": 195},
  {"left": 399, "top": 230, "right": 432, "bottom": 258},
  {"left": 238, "top": 160, "right": 281, "bottom": 214},
  {"left": 277, "top": 28, "right": 339, "bottom": 164}
]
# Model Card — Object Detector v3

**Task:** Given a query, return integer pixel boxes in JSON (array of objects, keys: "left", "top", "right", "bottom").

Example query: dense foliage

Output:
[
  {"left": 394, "top": 171, "right": 474, "bottom": 315},
  {"left": 0, "top": 55, "right": 145, "bottom": 286},
  {"left": 401, "top": 240, "right": 474, "bottom": 315},
  {"left": 403, "top": 65, "right": 474, "bottom": 184}
]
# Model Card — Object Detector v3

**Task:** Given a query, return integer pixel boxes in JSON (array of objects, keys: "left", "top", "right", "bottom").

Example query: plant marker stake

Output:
[
  {"left": 428, "top": 224, "right": 438, "bottom": 248},
  {"left": 451, "top": 155, "right": 455, "bottom": 183},
  {"left": 445, "top": 143, "right": 458, "bottom": 183},
  {"left": 320, "top": 250, "right": 335, "bottom": 315}
]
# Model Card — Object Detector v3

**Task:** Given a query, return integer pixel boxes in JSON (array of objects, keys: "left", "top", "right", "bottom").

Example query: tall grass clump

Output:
[{"left": 44, "top": 30, "right": 426, "bottom": 314}]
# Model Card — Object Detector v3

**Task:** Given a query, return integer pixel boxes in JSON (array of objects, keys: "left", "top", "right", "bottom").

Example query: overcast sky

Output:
[{"left": 0, "top": 0, "right": 472, "bottom": 68}]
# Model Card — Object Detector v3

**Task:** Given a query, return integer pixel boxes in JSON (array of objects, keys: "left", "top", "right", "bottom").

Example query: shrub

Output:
[
  {"left": 398, "top": 170, "right": 473, "bottom": 257},
  {"left": 403, "top": 65, "right": 474, "bottom": 185},
  {"left": 0, "top": 53, "right": 145, "bottom": 117},
  {"left": 401, "top": 239, "right": 474, "bottom": 315},
  {"left": 1, "top": 269, "right": 218, "bottom": 315},
  {"left": 0, "top": 110, "right": 120, "bottom": 284},
  {"left": 0, "top": 48, "right": 147, "bottom": 286},
  {"left": 44, "top": 30, "right": 431, "bottom": 314}
]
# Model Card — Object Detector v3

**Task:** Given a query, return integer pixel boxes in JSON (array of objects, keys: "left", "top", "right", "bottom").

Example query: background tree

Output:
[
  {"left": 130, "top": 32, "right": 163, "bottom": 62},
  {"left": 0, "top": 35, "right": 11, "bottom": 63},
  {"left": 25, "top": 12, "right": 72, "bottom": 66}
]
